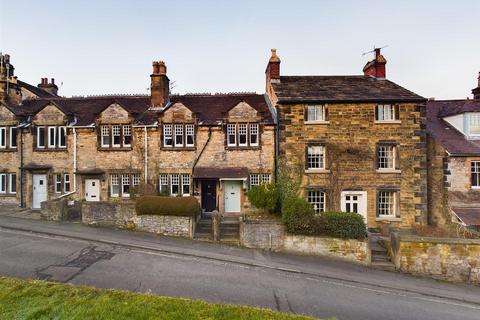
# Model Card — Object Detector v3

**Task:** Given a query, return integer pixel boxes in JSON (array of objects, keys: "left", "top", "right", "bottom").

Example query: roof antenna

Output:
[{"left": 362, "top": 45, "right": 389, "bottom": 56}]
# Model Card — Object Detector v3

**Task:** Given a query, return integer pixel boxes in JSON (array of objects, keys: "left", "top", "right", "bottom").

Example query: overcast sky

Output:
[{"left": 1, "top": 0, "right": 479, "bottom": 99}]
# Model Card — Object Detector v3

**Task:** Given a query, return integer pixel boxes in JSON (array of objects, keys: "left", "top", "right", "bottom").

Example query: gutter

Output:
[
  {"left": 20, "top": 127, "right": 25, "bottom": 208},
  {"left": 144, "top": 126, "right": 148, "bottom": 182},
  {"left": 73, "top": 128, "right": 77, "bottom": 192},
  {"left": 276, "top": 98, "right": 428, "bottom": 104}
]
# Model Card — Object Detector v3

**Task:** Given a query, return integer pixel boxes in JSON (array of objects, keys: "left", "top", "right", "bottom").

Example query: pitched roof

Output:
[
  {"left": 452, "top": 207, "right": 480, "bottom": 226},
  {"left": 271, "top": 76, "right": 425, "bottom": 103},
  {"left": 17, "top": 80, "right": 57, "bottom": 98},
  {"left": 169, "top": 93, "right": 273, "bottom": 125},
  {"left": 427, "top": 100, "right": 480, "bottom": 156}
]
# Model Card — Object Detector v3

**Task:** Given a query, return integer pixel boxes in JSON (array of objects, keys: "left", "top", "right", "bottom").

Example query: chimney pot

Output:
[{"left": 51, "top": 78, "right": 55, "bottom": 85}]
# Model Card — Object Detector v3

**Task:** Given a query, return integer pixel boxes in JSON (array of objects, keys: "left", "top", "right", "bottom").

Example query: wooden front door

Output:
[{"left": 201, "top": 180, "right": 217, "bottom": 212}]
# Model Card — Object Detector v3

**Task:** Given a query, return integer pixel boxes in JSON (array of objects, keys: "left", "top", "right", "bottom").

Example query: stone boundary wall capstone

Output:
[
  {"left": 81, "top": 201, "right": 194, "bottom": 238},
  {"left": 391, "top": 233, "right": 480, "bottom": 283},
  {"left": 240, "top": 218, "right": 370, "bottom": 265}
]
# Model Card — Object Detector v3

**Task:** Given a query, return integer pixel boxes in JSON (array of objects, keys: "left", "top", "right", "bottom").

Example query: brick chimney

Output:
[
  {"left": 266, "top": 49, "right": 281, "bottom": 83},
  {"left": 38, "top": 78, "right": 58, "bottom": 96},
  {"left": 150, "top": 61, "right": 169, "bottom": 107},
  {"left": 473, "top": 72, "right": 480, "bottom": 101},
  {"left": 363, "top": 48, "right": 387, "bottom": 79}
]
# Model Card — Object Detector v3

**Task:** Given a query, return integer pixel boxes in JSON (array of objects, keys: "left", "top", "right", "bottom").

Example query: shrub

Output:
[
  {"left": 135, "top": 196, "right": 200, "bottom": 217},
  {"left": 314, "top": 212, "right": 367, "bottom": 240},
  {"left": 248, "top": 183, "right": 280, "bottom": 214},
  {"left": 281, "top": 197, "right": 315, "bottom": 234}
]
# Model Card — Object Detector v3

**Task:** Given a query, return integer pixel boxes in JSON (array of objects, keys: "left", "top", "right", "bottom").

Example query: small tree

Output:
[{"left": 247, "top": 183, "right": 280, "bottom": 214}]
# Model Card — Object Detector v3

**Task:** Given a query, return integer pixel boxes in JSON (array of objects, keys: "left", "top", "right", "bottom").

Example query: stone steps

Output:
[{"left": 369, "top": 233, "right": 396, "bottom": 272}]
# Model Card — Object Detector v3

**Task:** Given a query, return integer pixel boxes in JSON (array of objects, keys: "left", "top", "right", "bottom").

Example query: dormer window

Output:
[
  {"left": 376, "top": 104, "right": 400, "bottom": 122},
  {"left": 226, "top": 123, "right": 260, "bottom": 148},
  {"left": 162, "top": 124, "right": 195, "bottom": 149},
  {"left": 99, "top": 124, "right": 132, "bottom": 149},
  {"left": 469, "top": 113, "right": 480, "bottom": 135}
]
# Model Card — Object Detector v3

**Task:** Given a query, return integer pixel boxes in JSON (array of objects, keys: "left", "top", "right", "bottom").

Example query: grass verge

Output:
[{"left": 0, "top": 277, "right": 315, "bottom": 320}]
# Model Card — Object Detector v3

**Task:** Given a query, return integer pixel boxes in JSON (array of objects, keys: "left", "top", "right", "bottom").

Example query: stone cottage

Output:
[
  {"left": 427, "top": 73, "right": 480, "bottom": 231},
  {"left": 265, "top": 48, "right": 428, "bottom": 232},
  {"left": 0, "top": 54, "right": 275, "bottom": 214}
]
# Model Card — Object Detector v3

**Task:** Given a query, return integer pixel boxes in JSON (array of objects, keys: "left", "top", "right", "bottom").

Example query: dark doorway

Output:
[{"left": 201, "top": 180, "right": 217, "bottom": 212}]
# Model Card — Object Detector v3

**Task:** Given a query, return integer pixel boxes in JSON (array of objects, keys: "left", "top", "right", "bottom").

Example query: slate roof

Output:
[
  {"left": 271, "top": 76, "right": 425, "bottom": 103},
  {"left": 169, "top": 93, "right": 274, "bottom": 125},
  {"left": 427, "top": 100, "right": 480, "bottom": 156},
  {"left": 7, "top": 93, "right": 272, "bottom": 127},
  {"left": 17, "top": 80, "right": 57, "bottom": 98},
  {"left": 452, "top": 207, "right": 480, "bottom": 226}
]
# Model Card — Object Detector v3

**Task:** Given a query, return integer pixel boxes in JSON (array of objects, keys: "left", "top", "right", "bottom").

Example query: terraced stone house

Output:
[
  {"left": 0, "top": 53, "right": 275, "bottom": 213},
  {"left": 265, "top": 49, "right": 428, "bottom": 231},
  {"left": 427, "top": 73, "right": 480, "bottom": 231}
]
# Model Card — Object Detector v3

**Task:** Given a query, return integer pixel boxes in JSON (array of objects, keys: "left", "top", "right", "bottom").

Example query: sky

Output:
[{"left": 0, "top": 0, "right": 479, "bottom": 99}]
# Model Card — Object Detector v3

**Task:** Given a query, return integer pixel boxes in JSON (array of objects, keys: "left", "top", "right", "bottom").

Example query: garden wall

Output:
[
  {"left": 241, "top": 219, "right": 370, "bottom": 265},
  {"left": 391, "top": 233, "right": 480, "bottom": 283},
  {"left": 81, "top": 201, "right": 195, "bottom": 238}
]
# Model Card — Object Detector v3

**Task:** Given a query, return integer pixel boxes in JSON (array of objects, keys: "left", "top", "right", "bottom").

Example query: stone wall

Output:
[
  {"left": 81, "top": 201, "right": 194, "bottom": 238},
  {"left": 391, "top": 233, "right": 480, "bottom": 283},
  {"left": 240, "top": 219, "right": 369, "bottom": 264},
  {"left": 41, "top": 196, "right": 81, "bottom": 221}
]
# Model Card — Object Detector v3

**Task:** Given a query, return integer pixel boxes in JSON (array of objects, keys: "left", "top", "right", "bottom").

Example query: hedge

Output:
[
  {"left": 247, "top": 183, "right": 280, "bottom": 214},
  {"left": 135, "top": 196, "right": 200, "bottom": 217},
  {"left": 281, "top": 197, "right": 367, "bottom": 240}
]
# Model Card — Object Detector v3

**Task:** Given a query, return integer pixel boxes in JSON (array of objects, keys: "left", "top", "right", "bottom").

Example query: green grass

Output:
[{"left": 0, "top": 277, "right": 315, "bottom": 320}]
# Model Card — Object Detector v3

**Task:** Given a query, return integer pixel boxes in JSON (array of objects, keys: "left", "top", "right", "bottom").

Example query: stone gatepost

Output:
[{"left": 212, "top": 210, "right": 221, "bottom": 241}]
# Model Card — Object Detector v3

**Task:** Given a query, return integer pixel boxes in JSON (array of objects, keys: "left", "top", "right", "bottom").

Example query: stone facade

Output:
[
  {"left": 240, "top": 219, "right": 370, "bottom": 264},
  {"left": 391, "top": 233, "right": 480, "bottom": 283}
]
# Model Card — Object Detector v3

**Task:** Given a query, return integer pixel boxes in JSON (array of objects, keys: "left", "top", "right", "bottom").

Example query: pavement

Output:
[{"left": 0, "top": 214, "right": 479, "bottom": 320}]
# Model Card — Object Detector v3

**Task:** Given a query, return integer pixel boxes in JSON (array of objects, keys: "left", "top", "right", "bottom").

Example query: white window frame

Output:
[
  {"left": 0, "top": 127, "right": 6, "bottom": 149},
  {"left": 159, "top": 174, "right": 169, "bottom": 194},
  {"left": 185, "top": 124, "right": 195, "bottom": 147},
  {"left": 472, "top": 161, "right": 480, "bottom": 189},
  {"left": 112, "top": 125, "right": 121, "bottom": 147},
  {"left": 377, "top": 191, "right": 397, "bottom": 217},
  {"left": 58, "top": 126, "right": 67, "bottom": 148},
  {"left": 227, "top": 124, "right": 236, "bottom": 147},
  {"left": 376, "top": 104, "right": 396, "bottom": 122},
  {"left": 469, "top": 113, "right": 480, "bottom": 136},
  {"left": 101, "top": 125, "right": 110, "bottom": 147},
  {"left": 9, "top": 173, "right": 16, "bottom": 194},
  {"left": 110, "top": 174, "right": 119, "bottom": 197},
  {"left": 163, "top": 124, "right": 173, "bottom": 147},
  {"left": 123, "top": 125, "right": 132, "bottom": 147},
  {"left": 133, "top": 174, "right": 141, "bottom": 186},
  {"left": 10, "top": 127, "right": 18, "bottom": 148},
  {"left": 307, "top": 146, "right": 325, "bottom": 170},
  {"left": 261, "top": 174, "right": 270, "bottom": 184},
  {"left": 48, "top": 126, "right": 57, "bottom": 148},
  {"left": 0, "top": 173, "right": 6, "bottom": 194},
  {"left": 37, "top": 127, "right": 45, "bottom": 148},
  {"left": 307, "top": 190, "right": 326, "bottom": 214},
  {"left": 249, "top": 174, "right": 259, "bottom": 188},
  {"left": 55, "top": 174, "right": 62, "bottom": 193},
  {"left": 171, "top": 174, "right": 179, "bottom": 196},
  {"left": 182, "top": 175, "right": 190, "bottom": 196},
  {"left": 306, "top": 105, "right": 325, "bottom": 122},
  {"left": 64, "top": 174, "right": 70, "bottom": 193},
  {"left": 378, "top": 145, "right": 395, "bottom": 170},
  {"left": 121, "top": 174, "right": 130, "bottom": 197},
  {"left": 249, "top": 124, "right": 259, "bottom": 146},
  {"left": 238, "top": 124, "right": 248, "bottom": 147},
  {"left": 174, "top": 125, "right": 184, "bottom": 147}
]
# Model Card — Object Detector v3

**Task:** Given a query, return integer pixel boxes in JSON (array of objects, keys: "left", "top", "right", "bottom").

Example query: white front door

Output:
[
  {"left": 85, "top": 179, "right": 100, "bottom": 202},
  {"left": 341, "top": 191, "right": 368, "bottom": 223},
  {"left": 32, "top": 174, "right": 47, "bottom": 209},
  {"left": 224, "top": 180, "right": 241, "bottom": 213}
]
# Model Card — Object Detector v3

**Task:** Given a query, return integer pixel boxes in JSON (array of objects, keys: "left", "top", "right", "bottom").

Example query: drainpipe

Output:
[
  {"left": 192, "top": 126, "right": 212, "bottom": 175},
  {"left": 20, "top": 126, "right": 25, "bottom": 208},
  {"left": 73, "top": 128, "right": 77, "bottom": 192},
  {"left": 144, "top": 126, "right": 148, "bottom": 182}
]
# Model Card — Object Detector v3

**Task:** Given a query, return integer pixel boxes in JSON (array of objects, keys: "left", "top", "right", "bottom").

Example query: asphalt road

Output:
[{"left": 0, "top": 217, "right": 479, "bottom": 320}]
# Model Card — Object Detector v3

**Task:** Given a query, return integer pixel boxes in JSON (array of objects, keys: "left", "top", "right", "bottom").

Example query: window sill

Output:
[
  {"left": 0, "top": 148, "right": 18, "bottom": 152},
  {"left": 374, "top": 120, "right": 402, "bottom": 124},
  {"left": 33, "top": 148, "right": 68, "bottom": 152},
  {"left": 98, "top": 147, "right": 133, "bottom": 151},
  {"left": 161, "top": 146, "right": 196, "bottom": 151},
  {"left": 304, "top": 120, "right": 330, "bottom": 125},
  {"left": 376, "top": 217, "right": 402, "bottom": 222},
  {"left": 226, "top": 146, "right": 261, "bottom": 151},
  {"left": 376, "top": 169, "right": 402, "bottom": 174},
  {"left": 0, "top": 193, "right": 16, "bottom": 197},
  {"left": 471, "top": 186, "right": 480, "bottom": 190},
  {"left": 305, "top": 169, "right": 331, "bottom": 174}
]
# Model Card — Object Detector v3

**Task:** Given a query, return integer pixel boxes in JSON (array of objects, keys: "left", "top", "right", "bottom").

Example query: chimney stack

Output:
[
  {"left": 266, "top": 49, "right": 281, "bottom": 83},
  {"left": 363, "top": 48, "right": 387, "bottom": 79},
  {"left": 38, "top": 77, "right": 58, "bottom": 96},
  {"left": 150, "top": 61, "right": 170, "bottom": 107},
  {"left": 473, "top": 72, "right": 480, "bottom": 101}
]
